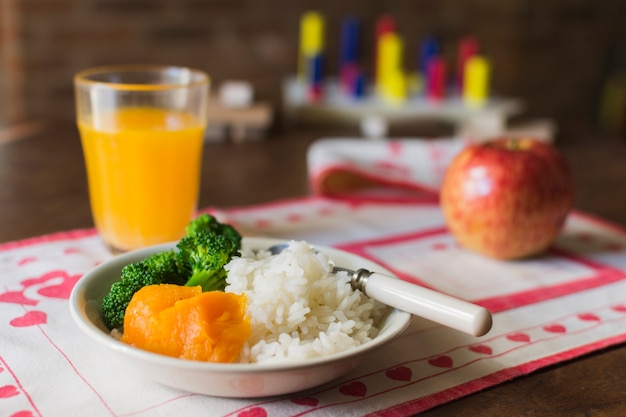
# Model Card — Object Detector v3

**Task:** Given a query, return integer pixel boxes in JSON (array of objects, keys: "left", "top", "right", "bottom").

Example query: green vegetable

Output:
[
  {"left": 101, "top": 214, "right": 242, "bottom": 330},
  {"left": 176, "top": 233, "right": 239, "bottom": 292}
]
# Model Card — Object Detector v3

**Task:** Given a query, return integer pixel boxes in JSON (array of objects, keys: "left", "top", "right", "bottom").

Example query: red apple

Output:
[{"left": 440, "top": 138, "right": 574, "bottom": 260}]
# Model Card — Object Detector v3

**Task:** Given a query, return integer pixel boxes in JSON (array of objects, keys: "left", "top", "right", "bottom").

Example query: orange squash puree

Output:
[{"left": 121, "top": 284, "right": 250, "bottom": 362}]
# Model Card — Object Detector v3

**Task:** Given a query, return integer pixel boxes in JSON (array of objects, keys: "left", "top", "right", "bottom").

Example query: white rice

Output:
[{"left": 224, "top": 240, "right": 387, "bottom": 364}]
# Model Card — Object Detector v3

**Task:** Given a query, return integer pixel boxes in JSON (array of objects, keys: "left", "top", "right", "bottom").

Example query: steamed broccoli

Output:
[
  {"left": 176, "top": 233, "right": 239, "bottom": 291},
  {"left": 100, "top": 214, "right": 242, "bottom": 330},
  {"left": 176, "top": 213, "right": 242, "bottom": 291},
  {"left": 183, "top": 213, "right": 243, "bottom": 247},
  {"left": 101, "top": 250, "right": 185, "bottom": 330}
]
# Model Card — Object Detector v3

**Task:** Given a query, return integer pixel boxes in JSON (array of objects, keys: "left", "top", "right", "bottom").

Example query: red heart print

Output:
[
  {"left": 10, "top": 411, "right": 35, "bottom": 417},
  {"left": 388, "top": 141, "right": 404, "bottom": 155},
  {"left": 287, "top": 213, "right": 304, "bottom": 223},
  {"left": 10, "top": 311, "right": 47, "bottom": 327},
  {"left": 469, "top": 344, "right": 493, "bottom": 355},
  {"left": 291, "top": 397, "right": 319, "bottom": 407},
  {"left": 254, "top": 219, "right": 271, "bottom": 229},
  {"left": 543, "top": 324, "right": 566, "bottom": 333},
  {"left": 0, "top": 290, "right": 39, "bottom": 306},
  {"left": 612, "top": 305, "right": 626, "bottom": 313},
  {"left": 339, "top": 381, "right": 367, "bottom": 397},
  {"left": 386, "top": 366, "right": 412, "bottom": 381},
  {"left": 506, "top": 333, "right": 530, "bottom": 343},
  {"left": 0, "top": 384, "right": 19, "bottom": 398},
  {"left": 428, "top": 355, "right": 453, "bottom": 368},
  {"left": 17, "top": 257, "right": 37, "bottom": 266},
  {"left": 578, "top": 313, "right": 600, "bottom": 322},
  {"left": 38, "top": 278, "right": 81, "bottom": 299},
  {"left": 36, "top": 271, "right": 81, "bottom": 300},
  {"left": 318, "top": 206, "right": 333, "bottom": 216},
  {"left": 237, "top": 407, "right": 267, "bottom": 417}
]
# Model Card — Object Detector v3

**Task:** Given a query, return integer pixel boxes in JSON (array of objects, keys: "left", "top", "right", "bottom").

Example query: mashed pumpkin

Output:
[{"left": 121, "top": 284, "right": 250, "bottom": 362}]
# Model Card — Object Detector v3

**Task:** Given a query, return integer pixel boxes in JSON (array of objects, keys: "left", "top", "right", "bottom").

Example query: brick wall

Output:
[{"left": 1, "top": 0, "right": 625, "bottom": 137}]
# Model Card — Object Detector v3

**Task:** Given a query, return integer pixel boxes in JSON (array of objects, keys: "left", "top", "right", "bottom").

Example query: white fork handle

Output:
[{"left": 363, "top": 271, "right": 493, "bottom": 336}]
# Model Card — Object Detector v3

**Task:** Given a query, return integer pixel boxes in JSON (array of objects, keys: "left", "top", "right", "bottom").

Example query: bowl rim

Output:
[{"left": 69, "top": 237, "right": 412, "bottom": 373}]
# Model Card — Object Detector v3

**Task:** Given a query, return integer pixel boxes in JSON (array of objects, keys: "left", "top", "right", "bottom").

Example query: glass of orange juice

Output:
[{"left": 74, "top": 65, "right": 209, "bottom": 253}]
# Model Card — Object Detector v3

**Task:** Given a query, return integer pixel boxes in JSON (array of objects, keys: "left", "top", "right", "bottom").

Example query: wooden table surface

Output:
[{"left": 2, "top": 121, "right": 626, "bottom": 415}]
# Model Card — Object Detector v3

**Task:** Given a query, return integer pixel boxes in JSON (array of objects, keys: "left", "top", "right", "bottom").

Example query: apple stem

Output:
[{"left": 508, "top": 138, "right": 522, "bottom": 151}]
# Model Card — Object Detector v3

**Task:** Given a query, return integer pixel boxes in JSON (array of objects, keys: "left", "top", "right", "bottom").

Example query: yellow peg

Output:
[
  {"left": 377, "top": 32, "right": 403, "bottom": 97},
  {"left": 463, "top": 56, "right": 490, "bottom": 107},
  {"left": 298, "top": 11, "right": 325, "bottom": 80},
  {"left": 384, "top": 69, "right": 407, "bottom": 106}
]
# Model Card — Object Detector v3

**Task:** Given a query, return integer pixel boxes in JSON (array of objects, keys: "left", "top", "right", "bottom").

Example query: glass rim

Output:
[{"left": 74, "top": 64, "right": 210, "bottom": 91}]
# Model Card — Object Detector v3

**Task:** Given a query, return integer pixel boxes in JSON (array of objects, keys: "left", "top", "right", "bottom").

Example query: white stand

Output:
[{"left": 282, "top": 77, "right": 524, "bottom": 140}]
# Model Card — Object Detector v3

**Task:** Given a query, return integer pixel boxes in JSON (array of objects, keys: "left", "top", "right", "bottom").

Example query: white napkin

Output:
[{"left": 307, "top": 137, "right": 470, "bottom": 197}]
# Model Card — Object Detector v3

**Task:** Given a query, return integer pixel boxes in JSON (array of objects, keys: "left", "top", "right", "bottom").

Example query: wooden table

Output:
[{"left": 2, "top": 121, "right": 626, "bottom": 415}]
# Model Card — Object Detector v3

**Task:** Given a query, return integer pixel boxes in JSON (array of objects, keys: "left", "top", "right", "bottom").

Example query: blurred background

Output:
[{"left": 1, "top": 0, "right": 626, "bottom": 141}]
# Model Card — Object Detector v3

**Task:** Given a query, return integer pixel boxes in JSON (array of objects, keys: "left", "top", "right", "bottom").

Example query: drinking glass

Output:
[{"left": 74, "top": 65, "right": 209, "bottom": 253}]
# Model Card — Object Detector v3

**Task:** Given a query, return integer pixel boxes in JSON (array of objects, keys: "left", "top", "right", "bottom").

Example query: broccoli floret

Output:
[
  {"left": 176, "top": 232, "right": 239, "bottom": 291},
  {"left": 101, "top": 250, "right": 185, "bottom": 330},
  {"left": 175, "top": 214, "right": 242, "bottom": 291},
  {"left": 184, "top": 213, "right": 242, "bottom": 248},
  {"left": 184, "top": 213, "right": 217, "bottom": 236}
]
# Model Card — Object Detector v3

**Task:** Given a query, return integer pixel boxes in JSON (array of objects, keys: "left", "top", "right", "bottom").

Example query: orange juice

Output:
[{"left": 78, "top": 107, "right": 205, "bottom": 252}]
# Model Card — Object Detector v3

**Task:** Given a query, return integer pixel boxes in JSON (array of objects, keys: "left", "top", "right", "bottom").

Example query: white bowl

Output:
[{"left": 69, "top": 237, "right": 412, "bottom": 398}]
